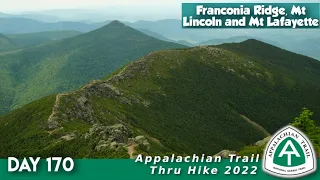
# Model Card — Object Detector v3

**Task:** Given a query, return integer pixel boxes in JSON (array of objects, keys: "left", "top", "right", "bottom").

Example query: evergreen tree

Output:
[{"left": 291, "top": 108, "right": 320, "bottom": 155}]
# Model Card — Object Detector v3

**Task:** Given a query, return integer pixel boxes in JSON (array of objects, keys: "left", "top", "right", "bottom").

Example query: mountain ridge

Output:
[
  {"left": 1, "top": 39, "right": 319, "bottom": 158},
  {"left": 0, "top": 17, "right": 318, "bottom": 59}
]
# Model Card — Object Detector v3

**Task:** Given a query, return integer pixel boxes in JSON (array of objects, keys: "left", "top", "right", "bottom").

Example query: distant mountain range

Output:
[
  {"left": 199, "top": 36, "right": 262, "bottom": 46},
  {"left": 1, "top": 39, "right": 319, "bottom": 158},
  {"left": 0, "top": 17, "right": 318, "bottom": 60},
  {"left": 0, "top": 12, "right": 61, "bottom": 22},
  {"left": 0, "top": 21, "right": 186, "bottom": 115},
  {"left": 0, "top": 17, "right": 103, "bottom": 33},
  {"left": 197, "top": 36, "right": 282, "bottom": 49}
]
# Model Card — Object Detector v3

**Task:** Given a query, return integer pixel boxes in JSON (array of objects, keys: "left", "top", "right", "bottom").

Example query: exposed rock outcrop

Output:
[
  {"left": 85, "top": 124, "right": 133, "bottom": 151},
  {"left": 214, "top": 150, "right": 236, "bottom": 158},
  {"left": 255, "top": 137, "right": 271, "bottom": 146}
]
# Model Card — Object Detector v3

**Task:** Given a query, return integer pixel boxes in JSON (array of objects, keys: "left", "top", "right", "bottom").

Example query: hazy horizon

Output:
[{"left": 0, "top": 0, "right": 319, "bottom": 22}]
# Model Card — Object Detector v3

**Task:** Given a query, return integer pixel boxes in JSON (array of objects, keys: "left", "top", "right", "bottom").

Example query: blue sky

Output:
[{"left": 1, "top": 0, "right": 319, "bottom": 12}]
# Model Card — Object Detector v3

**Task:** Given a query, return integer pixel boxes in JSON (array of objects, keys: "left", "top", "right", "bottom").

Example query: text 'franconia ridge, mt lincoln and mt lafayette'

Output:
[{"left": 182, "top": 4, "right": 320, "bottom": 28}]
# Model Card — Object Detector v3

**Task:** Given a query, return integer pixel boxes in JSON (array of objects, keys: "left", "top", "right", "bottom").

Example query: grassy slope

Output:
[
  {"left": 104, "top": 48, "right": 267, "bottom": 153},
  {"left": 1, "top": 40, "right": 319, "bottom": 157},
  {"left": 217, "top": 40, "right": 320, "bottom": 129},
  {"left": 100, "top": 43, "right": 320, "bottom": 153},
  {"left": 0, "top": 21, "right": 186, "bottom": 115}
]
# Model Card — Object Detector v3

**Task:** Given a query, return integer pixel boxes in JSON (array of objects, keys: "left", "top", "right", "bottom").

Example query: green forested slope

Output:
[
  {"left": 0, "top": 33, "right": 17, "bottom": 50},
  {"left": 1, "top": 40, "right": 319, "bottom": 158},
  {"left": 0, "top": 31, "right": 81, "bottom": 52},
  {"left": 0, "top": 21, "right": 186, "bottom": 114},
  {"left": 6, "top": 30, "right": 82, "bottom": 47}
]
